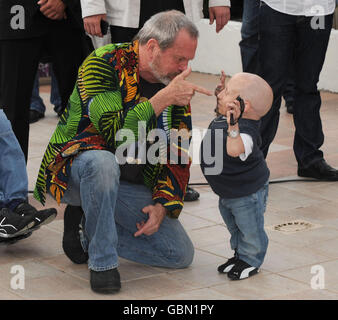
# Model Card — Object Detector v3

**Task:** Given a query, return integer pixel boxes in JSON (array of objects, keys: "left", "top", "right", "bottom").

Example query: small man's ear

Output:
[{"left": 243, "top": 100, "right": 251, "bottom": 113}]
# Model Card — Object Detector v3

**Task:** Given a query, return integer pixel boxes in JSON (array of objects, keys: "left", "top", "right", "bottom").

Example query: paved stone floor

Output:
[{"left": 1, "top": 72, "right": 338, "bottom": 300}]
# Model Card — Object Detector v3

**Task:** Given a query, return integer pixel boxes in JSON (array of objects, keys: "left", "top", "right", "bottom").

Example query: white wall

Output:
[{"left": 191, "top": 20, "right": 338, "bottom": 93}]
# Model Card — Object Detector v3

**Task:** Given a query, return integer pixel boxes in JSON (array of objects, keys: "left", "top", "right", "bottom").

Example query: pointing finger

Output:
[{"left": 191, "top": 84, "right": 213, "bottom": 96}]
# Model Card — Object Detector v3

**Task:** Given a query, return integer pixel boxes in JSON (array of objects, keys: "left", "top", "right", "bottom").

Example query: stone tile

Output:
[
  {"left": 190, "top": 248, "right": 225, "bottom": 267},
  {"left": 179, "top": 211, "right": 217, "bottom": 231},
  {"left": 2, "top": 227, "right": 63, "bottom": 261},
  {"left": 118, "top": 259, "right": 166, "bottom": 282},
  {"left": 42, "top": 254, "right": 90, "bottom": 281},
  {"left": 279, "top": 260, "right": 338, "bottom": 293},
  {"left": 271, "top": 289, "right": 338, "bottom": 300},
  {"left": 0, "top": 260, "right": 89, "bottom": 299},
  {"left": 185, "top": 205, "right": 225, "bottom": 225},
  {"left": 11, "top": 274, "right": 89, "bottom": 300},
  {"left": 121, "top": 273, "right": 199, "bottom": 299},
  {"left": 0, "top": 289, "right": 24, "bottom": 300},
  {"left": 168, "top": 264, "right": 244, "bottom": 288},
  {"left": 265, "top": 225, "right": 338, "bottom": 250},
  {"left": 211, "top": 274, "right": 309, "bottom": 300},
  {"left": 189, "top": 225, "right": 228, "bottom": 249},
  {"left": 200, "top": 242, "right": 233, "bottom": 259},
  {"left": 267, "top": 184, "right": 324, "bottom": 211},
  {"left": 261, "top": 241, "right": 330, "bottom": 273}
]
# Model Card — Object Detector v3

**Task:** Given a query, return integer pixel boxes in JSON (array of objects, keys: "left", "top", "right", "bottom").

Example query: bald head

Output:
[{"left": 228, "top": 73, "right": 273, "bottom": 118}]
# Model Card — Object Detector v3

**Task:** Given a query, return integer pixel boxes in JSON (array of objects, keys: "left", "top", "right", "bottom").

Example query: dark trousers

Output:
[
  {"left": 258, "top": 3, "right": 333, "bottom": 167},
  {"left": 0, "top": 24, "right": 90, "bottom": 161},
  {"left": 240, "top": 0, "right": 295, "bottom": 105}
]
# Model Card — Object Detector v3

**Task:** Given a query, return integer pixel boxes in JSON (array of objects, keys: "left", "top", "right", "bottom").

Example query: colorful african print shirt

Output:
[{"left": 34, "top": 41, "right": 192, "bottom": 218}]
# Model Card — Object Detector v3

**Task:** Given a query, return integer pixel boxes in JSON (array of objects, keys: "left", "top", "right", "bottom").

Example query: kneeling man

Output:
[{"left": 34, "top": 10, "right": 212, "bottom": 294}]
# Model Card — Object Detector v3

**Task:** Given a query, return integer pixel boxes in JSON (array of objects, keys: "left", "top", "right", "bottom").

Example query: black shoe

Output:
[
  {"left": 53, "top": 104, "right": 64, "bottom": 117},
  {"left": 286, "top": 103, "right": 293, "bottom": 114},
  {"left": 14, "top": 202, "right": 57, "bottom": 232},
  {"left": 0, "top": 231, "right": 33, "bottom": 246},
  {"left": 29, "top": 110, "right": 45, "bottom": 124},
  {"left": 227, "top": 259, "right": 259, "bottom": 280},
  {"left": 0, "top": 208, "right": 35, "bottom": 238},
  {"left": 184, "top": 186, "right": 200, "bottom": 202},
  {"left": 217, "top": 255, "right": 238, "bottom": 274},
  {"left": 62, "top": 205, "right": 88, "bottom": 264},
  {"left": 90, "top": 268, "right": 121, "bottom": 294},
  {"left": 298, "top": 159, "right": 338, "bottom": 181}
]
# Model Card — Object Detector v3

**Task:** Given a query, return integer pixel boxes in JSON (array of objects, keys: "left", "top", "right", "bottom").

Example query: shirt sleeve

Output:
[
  {"left": 209, "top": 0, "right": 231, "bottom": 7},
  {"left": 239, "top": 133, "right": 253, "bottom": 161},
  {"left": 80, "top": 0, "right": 107, "bottom": 18}
]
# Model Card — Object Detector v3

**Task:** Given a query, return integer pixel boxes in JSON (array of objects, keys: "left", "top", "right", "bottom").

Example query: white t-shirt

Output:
[{"left": 262, "top": 0, "right": 336, "bottom": 16}]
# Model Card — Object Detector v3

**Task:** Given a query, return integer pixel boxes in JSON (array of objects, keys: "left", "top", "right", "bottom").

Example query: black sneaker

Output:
[
  {"left": 184, "top": 186, "right": 200, "bottom": 202},
  {"left": 90, "top": 268, "right": 121, "bottom": 294},
  {"left": 227, "top": 259, "right": 259, "bottom": 280},
  {"left": 14, "top": 202, "right": 57, "bottom": 232},
  {"left": 217, "top": 255, "right": 238, "bottom": 274},
  {"left": 62, "top": 205, "right": 88, "bottom": 264},
  {"left": 0, "top": 208, "right": 35, "bottom": 238},
  {"left": 0, "top": 231, "right": 33, "bottom": 246}
]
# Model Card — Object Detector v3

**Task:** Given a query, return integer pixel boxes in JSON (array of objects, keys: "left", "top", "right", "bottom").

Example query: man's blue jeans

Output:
[
  {"left": 62, "top": 150, "right": 194, "bottom": 271},
  {"left": 0, "top": 110, "right": 28, "bottom": 208},
  {"left": 258, "top": 4, "right": 333, "bottom": 166},
  {"left": 218, "top": 181, "right": 269, "bottom": 268}
]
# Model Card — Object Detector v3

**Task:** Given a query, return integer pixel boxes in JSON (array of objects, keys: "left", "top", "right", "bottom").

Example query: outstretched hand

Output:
[
  {"left": 149, "top": 67, "right": 213, "bottom": 116},
  {"left": 215, "top": 70, "right": 226, "bottom": 96}
]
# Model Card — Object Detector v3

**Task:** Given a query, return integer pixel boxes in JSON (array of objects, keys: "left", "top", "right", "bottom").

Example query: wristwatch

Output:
[{"left": 227, "top": 129, "right": 239, "bottom": 138}]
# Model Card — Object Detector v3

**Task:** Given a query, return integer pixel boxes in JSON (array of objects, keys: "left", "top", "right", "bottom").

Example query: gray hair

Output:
[{"left": 134, "top": 10, "right": 199, "bottom": 50}]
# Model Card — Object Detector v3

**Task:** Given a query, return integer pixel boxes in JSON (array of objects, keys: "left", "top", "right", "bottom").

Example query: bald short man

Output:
[{"left": 201, "top": 72, "right": 273, "bottom": 280}]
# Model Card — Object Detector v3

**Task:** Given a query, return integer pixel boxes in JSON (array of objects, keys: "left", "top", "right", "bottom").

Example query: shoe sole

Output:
[
  {"left": 228, "top": 269, "right": 259, "bottom": 280},
  {"left": 91, "top": 286, "right": 121, "bottom": 294},
  {"left": 0, "top": 209, "right": 57, "bottom": 240},
  {"left": 0, "top": 221, "right": 36, "bottom": 239},
  {"left": 0, "top": 232, "right": 33, "bottom": 245},
  {"left": 298, "top": 171, "right": 338, "bottom": 181}
]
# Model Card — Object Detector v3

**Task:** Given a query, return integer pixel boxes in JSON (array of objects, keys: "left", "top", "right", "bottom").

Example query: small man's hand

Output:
[
  {"left": 83, "top": 14, "right": 107, "bottom": 37},
  {"left": 134, "top": 204, "right": 167, "bottom": 237},
  {"left": 38, "top": 0, "right": 66, "bottom": 20},
  {"left": 215, "top": 70, "right": 226, "bottom": 96},
  {"left": 209, "top": 6, "right": 231, "bottom": 33},
  {"left": 223, "top": 99, "right": 242, "bottom": 124}
]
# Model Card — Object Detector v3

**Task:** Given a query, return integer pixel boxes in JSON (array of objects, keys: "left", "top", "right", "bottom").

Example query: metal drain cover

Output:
[{"left": 267, "top": 220, "right": 322, "bottom": 234}]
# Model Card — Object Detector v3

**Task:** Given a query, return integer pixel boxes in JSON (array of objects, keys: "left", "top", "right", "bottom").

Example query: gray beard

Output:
[{"left": 149, "top": 61, "right": 171, "bottom": 86}]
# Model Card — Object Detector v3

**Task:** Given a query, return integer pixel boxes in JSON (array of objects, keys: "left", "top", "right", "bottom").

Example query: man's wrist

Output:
[{"left": 227, "top": 124, "right": 240, "bottom": 138}]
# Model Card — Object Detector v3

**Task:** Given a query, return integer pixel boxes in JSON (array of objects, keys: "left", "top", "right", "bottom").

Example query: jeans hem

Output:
[
  {"left": 238, "top": 254, "right": 264, "bottom": 269},
  {"left": 88, "top": 263, "right": 119, "bottom": 272}
]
